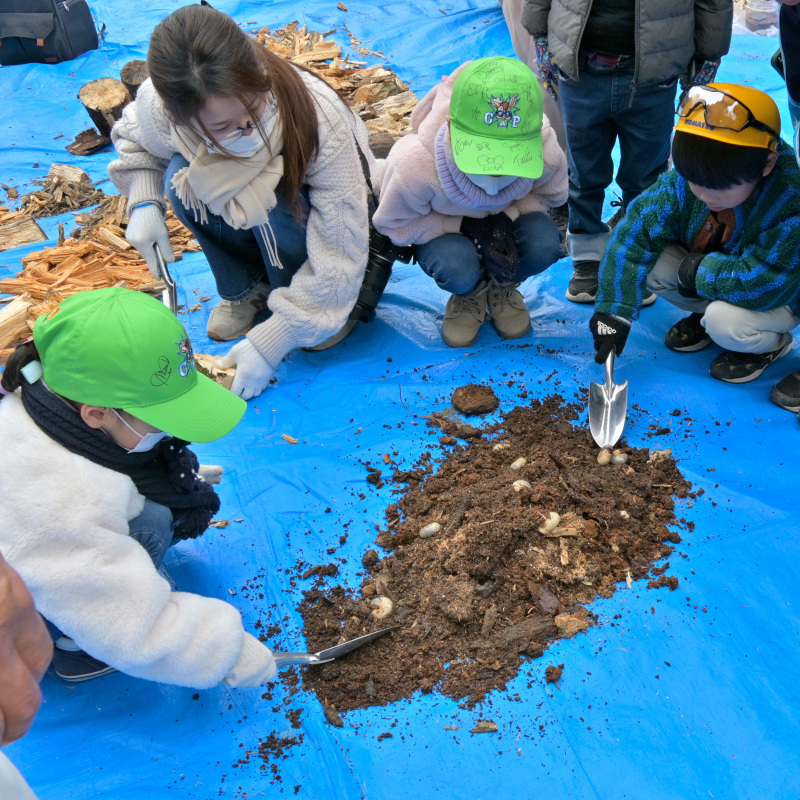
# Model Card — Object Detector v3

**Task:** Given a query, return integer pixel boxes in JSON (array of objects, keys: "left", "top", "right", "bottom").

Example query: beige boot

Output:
[
  {"left": 441, "top": 280, "right": 489, "bottom": 347},
  {"left": 207, "top": 282, "right": 270, "bottom": 341},
  {"left": 487, "top": 278, "right": 531, "bottom": 339}
]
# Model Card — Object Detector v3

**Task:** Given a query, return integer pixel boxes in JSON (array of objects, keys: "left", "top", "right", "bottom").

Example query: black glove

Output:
[
  {"left": 677, "top": 252, "right": 704, "bottom": 298},
  {"left": 461, "top": 213, "right": 520, "bottom": 283},
  {"left": 590, "top": 312, "right": 631, "bottom": 365}
]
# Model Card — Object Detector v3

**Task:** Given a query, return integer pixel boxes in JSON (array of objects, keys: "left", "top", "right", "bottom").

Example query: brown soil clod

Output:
[
  {"left": 451, "top": 383, "right": 499, "bottom": 416},
  {"left": 298, "top": 393, "right": 691, "bottom": 712}
]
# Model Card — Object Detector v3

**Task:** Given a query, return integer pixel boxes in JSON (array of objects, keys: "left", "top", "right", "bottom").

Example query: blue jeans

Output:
[
  {"left": 415, "top": 211, "right": 562, "bottom": 295},
  {"left": 558, "top": 53, "right": 677, "bottom": 259},
  {"left": 46, "top": 499, "right": 175, "bottom": 641},
  {"left": 164, "top": 154, "right": 309, "bottom": 300}
]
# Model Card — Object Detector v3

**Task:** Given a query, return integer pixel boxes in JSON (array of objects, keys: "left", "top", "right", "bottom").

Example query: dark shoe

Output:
[
  {"left": 53, "top": 646, "right": 117, "bottom": 682},
  {"left": 710, "top": 334, "right": 793, "bottom": 384},
  {"left": 770, "top": 367, "right": 800, "bottom": 411},
  {"left": 664, "top": 312, "right": 711, "bottom": 352},
  {"left": 566, "top": 260, "right": 599, "bottom": 303}
]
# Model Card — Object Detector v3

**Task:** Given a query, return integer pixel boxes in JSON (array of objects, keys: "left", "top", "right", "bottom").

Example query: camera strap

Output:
[{"left": 352, "top": 136, "right": 379, "bottom": 215}]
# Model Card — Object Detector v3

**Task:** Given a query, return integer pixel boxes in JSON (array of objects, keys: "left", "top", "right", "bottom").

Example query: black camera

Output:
[{"left": 349, "top": 226, "right": 415, "bottom": 323}]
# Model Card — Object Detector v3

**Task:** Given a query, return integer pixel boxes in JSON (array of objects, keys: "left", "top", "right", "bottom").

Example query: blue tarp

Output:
[{"left": 2, "top": 2, "right": 799, "bottom": 798}]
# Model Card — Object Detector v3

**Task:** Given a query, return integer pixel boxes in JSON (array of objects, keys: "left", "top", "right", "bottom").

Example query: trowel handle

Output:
[{"left": 604, "top": 349, "right": 616, "bottom": 385}]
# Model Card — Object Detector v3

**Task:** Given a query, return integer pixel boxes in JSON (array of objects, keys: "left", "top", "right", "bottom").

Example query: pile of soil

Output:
[{"left": 298, "top": 393, "right": 693, "bottom": 712}]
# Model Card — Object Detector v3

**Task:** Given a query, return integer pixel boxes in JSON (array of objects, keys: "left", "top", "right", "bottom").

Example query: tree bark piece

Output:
[
  {"left": 77, "top": 78, "right": 132, "bottom": 138},
  {"left": 120, "top": 60, "right": 149, "bottom": 99}
]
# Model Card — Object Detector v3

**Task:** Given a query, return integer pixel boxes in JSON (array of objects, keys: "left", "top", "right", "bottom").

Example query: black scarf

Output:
[{"left": 20, "top": 378, "right": 220, "bottom": 540}]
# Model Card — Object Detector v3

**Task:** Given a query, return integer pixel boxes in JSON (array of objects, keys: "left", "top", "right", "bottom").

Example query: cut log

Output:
[
  {"left": 47, "top": 164, "right": 91, "bottom": 184},
  {"left": 0, "top": 294, "right": 34, "bottom": 350},
  {"left": 77, "top": 78, "right": 132, "bottom": 138},
  {"left": 120, "top": 60, "right": 149, "bottom": 99},
  {"left": 0, "top": 217, "right": 47, "bottom": 252}
]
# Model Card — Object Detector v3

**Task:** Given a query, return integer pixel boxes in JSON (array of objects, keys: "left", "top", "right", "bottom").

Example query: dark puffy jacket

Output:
[{"left": 521, "top": 0, "right": 732, "bottom": 86}]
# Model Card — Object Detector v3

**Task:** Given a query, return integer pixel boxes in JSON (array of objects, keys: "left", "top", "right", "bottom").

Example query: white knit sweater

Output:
[
  {"left": 0, "top": 391, "right": 272, "bottom": 689},
  {"left": 109, "top": 66, "right": 375, "bottom": 366}
]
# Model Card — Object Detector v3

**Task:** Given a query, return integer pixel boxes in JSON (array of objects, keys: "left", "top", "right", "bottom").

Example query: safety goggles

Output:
[{"left": 676, "top": 86, "right": 779, "bottom": 141}]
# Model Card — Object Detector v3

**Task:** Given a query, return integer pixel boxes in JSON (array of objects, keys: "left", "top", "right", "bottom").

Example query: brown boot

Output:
[
  {"left": 441, "top": 280, "right": 489, "bottom": 347},
  {"left": 487, "top": 278, "right": 531, "bottom": 339}
]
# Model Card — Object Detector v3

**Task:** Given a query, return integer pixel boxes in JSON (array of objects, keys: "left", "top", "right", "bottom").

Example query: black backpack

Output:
[{"left": 0, "top": 0, "right": 99, "bottom": 66}]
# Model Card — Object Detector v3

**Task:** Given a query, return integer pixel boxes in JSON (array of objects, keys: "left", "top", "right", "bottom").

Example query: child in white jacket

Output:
[
  {"left": 373, "top": 56, "right": 568, "bottom": 347},
  {"left": 0, "top": 287, "right": 277, "bottom": 689}
]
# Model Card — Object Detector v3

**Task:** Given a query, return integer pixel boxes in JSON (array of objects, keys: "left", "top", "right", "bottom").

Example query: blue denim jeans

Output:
[
  {"left": 46, "top": 499, "right": 175, "bottom": 641},
  {"left": 415, "top": 211, "right": 562, "bottom": 295},
  {"left": 164, "top": 154, "right": 309, "bottom": 300},
  {"left": 558, "top": 53, "right": 677, "bottom": 260}
]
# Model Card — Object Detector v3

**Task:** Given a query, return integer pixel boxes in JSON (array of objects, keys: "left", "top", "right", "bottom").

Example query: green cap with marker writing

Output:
[{"left": 449, "top": 56, "right": 544, "bottom": 180}]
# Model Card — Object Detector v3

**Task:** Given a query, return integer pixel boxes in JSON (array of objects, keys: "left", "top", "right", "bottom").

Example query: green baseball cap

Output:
[
  {"left": 449, "top": 57, "right": 544, "bottom": 179},
  {"left": 33, "top": 287, "right": 245, "bottom": 443}
]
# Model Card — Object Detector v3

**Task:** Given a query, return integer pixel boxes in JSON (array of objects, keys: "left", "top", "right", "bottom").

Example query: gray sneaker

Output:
[
  {"left": 304, "top": 318, "right": 358, "bottom": 351},
  {"left": 207, "top": 282, "right": 270, "bottom": 341},
  {"left": 441, "top": 280, "right": 489, "bottom": 347},
  {"left": 487, "top": 278, "right": 531, "bottom": 339}
]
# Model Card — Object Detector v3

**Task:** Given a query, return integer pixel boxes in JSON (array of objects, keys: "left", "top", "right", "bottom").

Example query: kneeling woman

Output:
[
  {"left": 110, "top": 4, "right": 381, "bottom": 400},
  {"left": 0, "top": 288, "right": 277, "bottom": 688}
]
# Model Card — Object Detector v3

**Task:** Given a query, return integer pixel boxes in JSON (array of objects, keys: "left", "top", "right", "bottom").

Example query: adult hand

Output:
[
  {"left": 680, "top": 59, "right": 720, "bottom": 90},
  {"left": 533, "top": 36, "right": 559, "bottom": 100},
  {"left": 197, "top": 464, "right": 224, "bottom": 485},
  {"left": 216, "top": 339, "right": 275, "bottom": 400},
  {"left": 677, "top": 252, "right": 704, "bottom": 298},
  {"left": 126, "top": 204, "right": 175, "bottom": 279},
  {"left": 461, "top": 213, "right": 520, "bottom": 283},
  {"left": 223, "top": 634, "right": 277, "bottom": 688},
  {"left": 590, "top": 312, "right": 631, "bottom": 365},
  {"left": 0, "top": 553, "right": 53, "bottom": 746}
]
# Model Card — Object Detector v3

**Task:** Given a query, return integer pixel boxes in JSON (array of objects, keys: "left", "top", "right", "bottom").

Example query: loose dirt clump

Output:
[
  {"left": 451, "top": 383, "right": 499, "bottom": 416},
  {"left": 298, "top": 394, "right": 691, "bottom": 712}
]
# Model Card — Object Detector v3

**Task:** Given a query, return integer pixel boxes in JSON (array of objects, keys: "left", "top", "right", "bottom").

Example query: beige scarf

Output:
[{"left": 169, "top": 116, "right": 285, "bottom": 233}]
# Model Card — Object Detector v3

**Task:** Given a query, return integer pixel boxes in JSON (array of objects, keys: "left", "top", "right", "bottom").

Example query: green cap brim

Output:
[
  {"left": 450, "top": 121, "right": 544, "bottom": 180},
  {"left": 123, "top": 371, "right": 246, "bottom": 443}
]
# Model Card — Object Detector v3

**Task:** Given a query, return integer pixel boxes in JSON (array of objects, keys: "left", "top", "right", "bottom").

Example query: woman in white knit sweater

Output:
[{"left": 109, "top": 5, "right": 379, "bottom": 400}]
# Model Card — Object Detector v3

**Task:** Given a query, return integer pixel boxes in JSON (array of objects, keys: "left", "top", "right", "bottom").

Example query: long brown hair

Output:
[{"left": 147, "top": 4, "right": 320, "bottom": 218}]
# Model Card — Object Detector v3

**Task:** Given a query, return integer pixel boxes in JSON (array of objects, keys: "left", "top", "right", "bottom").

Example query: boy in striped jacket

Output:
[{"left": 589, "top": 83, "right": 800, "bottom": 398}]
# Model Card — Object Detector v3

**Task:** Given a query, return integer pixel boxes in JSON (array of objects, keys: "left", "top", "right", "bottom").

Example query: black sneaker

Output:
[
  {"left": 770, "top": 367, "right": 800, "bottom": 411},
  {"left": 664, "top": 312, "right": 711, "bottom": 352},
  {"left": 710, "top": 334, "right": 793, "bottom": 383},
  {"left": 53, "top": 646, "right": 117, "bottom": 682},
  {"left": 566, "top": 260, "right": 599, "bottom": 303}
]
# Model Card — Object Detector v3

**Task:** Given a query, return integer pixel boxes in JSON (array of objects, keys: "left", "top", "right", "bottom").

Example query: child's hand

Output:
[
  {"left": 677, "top": 253, "right": 704, "bottom": 298},
  {"left": 197, "top": 465, "right": 224, "bottom": 485},
  {"left": 680, "top": 59, "right": 720, "bottom": 91},
  {"left": 216, "top": 340, "right": 275, "bottom": 400},
  {"left": 590, "top": 312, "right": 631, "bottom": 365},
  {"left": 533, "top": 36, "right": 559, "bottom": 101}
]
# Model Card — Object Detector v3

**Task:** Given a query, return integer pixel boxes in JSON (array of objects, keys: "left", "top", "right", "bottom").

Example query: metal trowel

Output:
[
  {"left": 588, "top": 349, "right": 628, "bottom": 449},
  {"left": 152, "top": 243, "right": 178, "bottom": 314},
  {"left": 272, "top": 626, "right": 398, "bottom": 667}
]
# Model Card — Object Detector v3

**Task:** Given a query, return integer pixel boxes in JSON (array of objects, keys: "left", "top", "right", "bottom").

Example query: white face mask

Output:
[
  {"left": 204, "top": 98, "right": 279, "bottom": 158},
  {"left": 112, "top": 409, "right": 170, "bottom": 454},
  {"left": 465, "top": 172, "right": 519, "bottom": 196}
]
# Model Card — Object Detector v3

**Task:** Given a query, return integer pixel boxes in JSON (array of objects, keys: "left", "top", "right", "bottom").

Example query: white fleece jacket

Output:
[
  {"left": 373, "top": 62, "right": 568, "bottom": 246},
  {"left": 0, "top": 392, "right": 272, "bottom": 689},
  {"left": 108, "top": 66, "right": 375, "bottom": 367}
]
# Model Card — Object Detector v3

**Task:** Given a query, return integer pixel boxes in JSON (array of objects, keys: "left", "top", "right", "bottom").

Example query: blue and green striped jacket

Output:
[{"left": 596, "top": 142, "right": 800, "bottom": 321}]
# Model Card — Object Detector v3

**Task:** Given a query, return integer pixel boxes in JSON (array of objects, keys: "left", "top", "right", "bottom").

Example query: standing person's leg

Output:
[
  {"left": 415, "top": 233, "right": 488, "bottom": 347},
  {"left": 164, "top": 155, "right": 270, "bottom": 340},
  {"left": 558, "top": 60, "right": 618, "bottom": 302},
  {"left": 614, "top": 77, "right": 676, "bottom": 211}
]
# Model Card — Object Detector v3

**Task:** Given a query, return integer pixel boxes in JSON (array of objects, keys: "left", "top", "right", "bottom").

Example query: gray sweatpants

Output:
[{"left": 646, "top": 243, "right": 799, "bottom": 354}]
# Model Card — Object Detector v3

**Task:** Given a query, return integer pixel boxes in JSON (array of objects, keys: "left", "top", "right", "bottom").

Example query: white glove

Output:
[
  {"left": 223, "top": 633, "right": 277, "bottom": 688},
  {"left": 216, "top": 339, "right": 275, "bottom": 400},
  {"left": 126, "top": 203, "right": 175, "bottom": 279},
  {"left": 197, "top": 464, "right": 224, "bottom": 485}
]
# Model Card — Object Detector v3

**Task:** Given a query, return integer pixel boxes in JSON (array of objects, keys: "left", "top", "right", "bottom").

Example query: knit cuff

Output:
[
  {"left": 222, "top": 632, "right": 276, "bottom": 688},
  {"left": 125, "top": 170, "right": 167, "bottom": 216},
  {"left": 246, "top": 316, "right": 297, "bottom": 368}
]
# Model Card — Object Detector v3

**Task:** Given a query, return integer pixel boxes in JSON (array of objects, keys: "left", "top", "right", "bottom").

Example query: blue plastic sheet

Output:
[{"left": 2, "top": 2, "right": 799, "bottom": 798}]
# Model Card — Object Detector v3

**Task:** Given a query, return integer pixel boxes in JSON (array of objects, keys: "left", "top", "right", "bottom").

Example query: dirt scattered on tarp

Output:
[{"left": 297, "top": 393, "right": 693, "bottom": 712}]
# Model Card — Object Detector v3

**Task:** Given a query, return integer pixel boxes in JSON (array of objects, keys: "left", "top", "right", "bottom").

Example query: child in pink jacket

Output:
[{"left": 373, "top": 56, "right": 568, "bottom": 347}]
